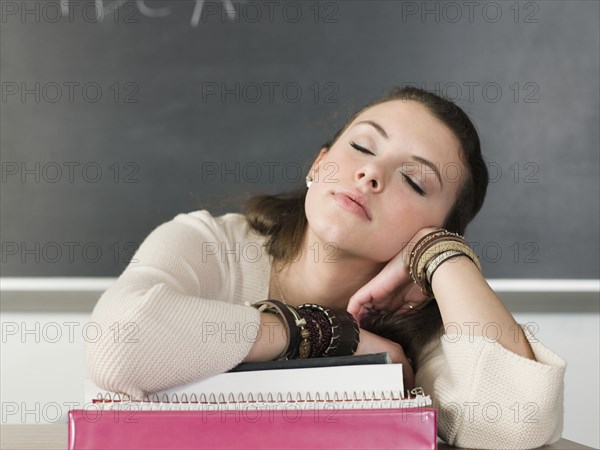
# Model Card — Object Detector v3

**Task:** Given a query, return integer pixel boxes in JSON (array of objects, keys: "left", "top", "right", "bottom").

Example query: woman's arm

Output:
[
  {"left": 347, "top": 229, "right": 566, "bottom": 448},
  {"left": 431, "top": 255, "right": 536, "bottom": 361},
  {"left": 86, "top": 211, "right": 283, "bottom": 399},
  {"left": 417, "top": 255, "right": 567, "bottom": 448}
]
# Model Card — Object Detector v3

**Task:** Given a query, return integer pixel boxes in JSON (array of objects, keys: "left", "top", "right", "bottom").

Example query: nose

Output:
[{"left": 355, "top": 165, "right": 383, "bottom": 192}]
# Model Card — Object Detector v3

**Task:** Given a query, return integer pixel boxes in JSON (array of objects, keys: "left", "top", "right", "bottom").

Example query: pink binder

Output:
[{"left": 68, "top": 407, "right": 437, "bottom": 449}]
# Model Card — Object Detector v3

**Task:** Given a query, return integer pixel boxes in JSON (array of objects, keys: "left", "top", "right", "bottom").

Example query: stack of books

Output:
[{"left": 69, "top": 353, "right": 437, "bottom": 449}]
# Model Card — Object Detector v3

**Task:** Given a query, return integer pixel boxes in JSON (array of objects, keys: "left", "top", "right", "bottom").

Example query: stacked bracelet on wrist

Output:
[
  {"left": 408, "top": 230, "right": 482, "bottom": 297},
  {"left": 252, "top": 300, "right": 310, "bottom": 360},
  {"left": 251, "top": 300, "right": 359, "bottom": 360},
  {"left": 297, "top": 304, "right": 360, "bottom": 358}
]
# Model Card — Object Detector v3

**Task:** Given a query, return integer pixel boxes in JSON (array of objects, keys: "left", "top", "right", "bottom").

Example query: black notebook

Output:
[{"left": 228, "top": 352, "right": 392, "bottom": 372}]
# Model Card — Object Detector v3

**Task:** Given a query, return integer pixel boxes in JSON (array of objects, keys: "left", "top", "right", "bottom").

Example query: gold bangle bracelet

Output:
[
  {"left": 425, "top": 250, "right": 464, "bottom": 286},
  {"left": 415, "top": 241, "right": 481, "bottom": 295},
  {"left": 417, "top": 240, "right": 480, "bottom": 280}
]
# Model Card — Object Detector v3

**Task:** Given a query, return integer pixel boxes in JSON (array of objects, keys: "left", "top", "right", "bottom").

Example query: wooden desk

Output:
[{"left": 1, "top": 425, "right": 595, "bottom": 450}]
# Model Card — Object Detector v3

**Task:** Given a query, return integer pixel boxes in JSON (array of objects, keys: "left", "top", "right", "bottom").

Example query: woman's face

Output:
[{"left": 305, "top": 99, "right": 466, "bottom": 263}]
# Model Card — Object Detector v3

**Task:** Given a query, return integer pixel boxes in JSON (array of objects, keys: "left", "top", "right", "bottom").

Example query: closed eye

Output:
[
  {"left": 350, "top": 141, "right": 374, "bottom": 155},
  {"left": 402, "top": 174, "right": 426, "bottom": 196}
]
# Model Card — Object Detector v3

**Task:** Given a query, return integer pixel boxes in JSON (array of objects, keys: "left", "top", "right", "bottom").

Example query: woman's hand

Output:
[
  {"left": 355, "top": 327, "right": 415, "bottom": 392},
  {"left": 347, "top": 227, "right": 441, "bottom": 322}
]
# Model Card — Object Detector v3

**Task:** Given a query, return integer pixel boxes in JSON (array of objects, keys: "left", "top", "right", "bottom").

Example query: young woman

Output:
[{"left": 87, "top": 87, "right": 566, "bottom": 448}]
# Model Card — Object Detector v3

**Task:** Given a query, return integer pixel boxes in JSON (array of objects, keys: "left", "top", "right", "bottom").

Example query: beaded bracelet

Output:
[
  {"left": 297, "top": 304, "right": 359, "bottom": 357},
  {"left": 297, "top": 308, "right": 330, "bottom": 358}
]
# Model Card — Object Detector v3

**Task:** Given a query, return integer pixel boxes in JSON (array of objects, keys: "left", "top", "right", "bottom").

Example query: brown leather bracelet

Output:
[{"left": 252, "top": 300, "right": 310, "bottom": 360}]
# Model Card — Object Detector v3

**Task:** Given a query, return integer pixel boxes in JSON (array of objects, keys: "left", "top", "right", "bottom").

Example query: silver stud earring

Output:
[{"left": 306, "top": 175, "right": 313, "bottom": 188}]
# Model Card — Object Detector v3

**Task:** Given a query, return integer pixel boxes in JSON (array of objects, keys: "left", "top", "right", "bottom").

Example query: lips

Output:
[{"left": 334, "top": 189, "right": 371, "bottom": 220}]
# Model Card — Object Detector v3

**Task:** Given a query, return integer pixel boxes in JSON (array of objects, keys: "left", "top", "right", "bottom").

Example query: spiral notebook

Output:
[{"left": 84, "top": 359, "right": 431, "bottom": 410}]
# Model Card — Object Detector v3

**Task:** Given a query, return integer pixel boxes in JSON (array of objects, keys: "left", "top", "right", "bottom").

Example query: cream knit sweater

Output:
[{"left": 87, "top": 210, "right": 567, "bottom": 449}]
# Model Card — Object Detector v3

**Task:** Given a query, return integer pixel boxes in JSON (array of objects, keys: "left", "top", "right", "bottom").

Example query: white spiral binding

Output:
[{"left": 90, "top": 388, "right": 431, "bottom": 411}]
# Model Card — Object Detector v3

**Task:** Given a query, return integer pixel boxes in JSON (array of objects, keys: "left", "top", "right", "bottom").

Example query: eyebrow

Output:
[{"left": 353, "top": 120, "right": 444, "bottom": 189}]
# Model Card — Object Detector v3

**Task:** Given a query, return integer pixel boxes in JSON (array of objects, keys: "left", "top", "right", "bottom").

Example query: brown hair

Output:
[{"left": 244, "top": 86, "right": 488, "bottom": 370}]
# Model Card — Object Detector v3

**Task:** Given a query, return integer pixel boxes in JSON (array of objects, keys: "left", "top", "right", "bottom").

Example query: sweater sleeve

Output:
[
  {"left": 85, "top": 211, "right": 262, "bottom": 400},
  {"left": 414, "top": 323, "right": 567, "bottom": 449}
]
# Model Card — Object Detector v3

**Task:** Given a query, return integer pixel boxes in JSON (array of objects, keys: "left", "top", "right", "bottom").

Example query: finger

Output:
[
  {"left": 391, "top": 297, "right": 434, "bottom": 317},
  {"left": 347, "top": 299, "right": 359, "bottom": 321},
  {"left": 346, "top": 289, "right": 371, "bottom": 317}
]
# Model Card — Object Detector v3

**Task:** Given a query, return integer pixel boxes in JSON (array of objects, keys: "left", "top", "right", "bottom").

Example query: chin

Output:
[
  {"left": 306, "top": 206, "right": 385, "bottom": 260},
  {"left": 307, "top": 221, "right": 383, "bottom": 263},
  {"left": 307, "top": 214, "right": 347, "bottom": 247}
]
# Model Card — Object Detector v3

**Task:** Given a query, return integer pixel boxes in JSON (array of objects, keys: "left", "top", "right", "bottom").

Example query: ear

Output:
[{"left": 310, "top": 146, "right": 330, "bottom": 176}]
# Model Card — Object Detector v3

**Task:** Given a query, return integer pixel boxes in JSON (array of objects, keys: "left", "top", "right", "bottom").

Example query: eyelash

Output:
[{"left": 349, "top": 142, "right": 426, "bottom": 196}]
